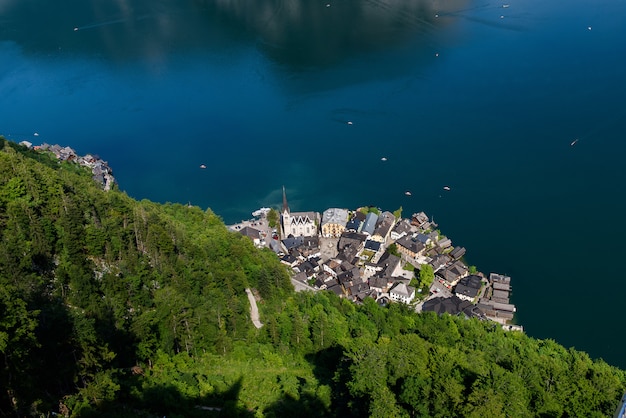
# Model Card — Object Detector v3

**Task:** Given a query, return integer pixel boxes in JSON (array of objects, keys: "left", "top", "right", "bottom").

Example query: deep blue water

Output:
[{"left": 2, "top": 0, "right": 626, "bottom": 368}]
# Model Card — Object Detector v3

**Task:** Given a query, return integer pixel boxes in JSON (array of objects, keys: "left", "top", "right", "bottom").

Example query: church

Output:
[{"left": 280, "top": 186, "right": 319, "bottom": 238}]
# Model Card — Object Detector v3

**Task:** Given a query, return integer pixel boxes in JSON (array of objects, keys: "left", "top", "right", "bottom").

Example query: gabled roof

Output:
[
  {"left": 439, "top": 261, "right": 468, "bottom": 282},
  {"left": 450, "top": 246, "right": 466, "bottom": 259},
  {"left": 396, "top": 235, "right": 425, "bottom": 254},
  {"left": 430, "top": 254, "right": 451, "bottom": 270},
  {"left": 422, "top": 296, "right": 483, "bottom": 319},
  {"left": 455, "top": 275, "right": 482, "bottom": 299},
  {"left": 327, "top": 283, "right": 345, "bottom": 296},
  {"left": 373, "top": 211, "right": 395, "bottom": 237},
  {"left": 369, "top": 276, "right": 389, "bottom": 290},
  {"left": 289, "top": 212, "right": 316, "bottom": 226},
  {"left": 338, "top": 231, "right": 367, "bottom": 250},
  {"left": 282, "top": 236, "right": 305, "bottom": 250},
  {"left": 361, "top": 212, "right": 379, "bottom": 235},
  {"left": 455, "top": 284, "right": 480, "bottom": 299},
  {"left": 348, "top": 282, "right": 370, "bottom": 296},
  {"left": 390, "top": 282, "right": 415, "bottom": 297},
  {"left": 376, "top": 252, "right": 401, "bottom": 276},
  {"left": 458, "top": 274, "right": 482, "bottom": 289},
  {"left": 392, "top": 219, "right": 412, "bottom": 235}
]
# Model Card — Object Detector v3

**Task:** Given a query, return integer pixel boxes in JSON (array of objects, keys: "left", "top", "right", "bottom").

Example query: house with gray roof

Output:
[
  {"left": 239, "top": 226, "right": 262, "bottom": 246},
  {"left": 423, "top": 296, "right": 485, "bottom": 320},
  {"left": 390, "top": 219, "right": 412, "bottom": 241},
  {"left": 450, "top": 246, "right": 466, "bottom": 260},
  {"left": 337, "top": 244, "right": 359, "bottom": 264},
  {"left": 454, "top": 275, "right": 483, "bottom": 302},
  {"left": 395, "top": 235, "right": 426, "bottom": 259},
  {"left": 371, "top": 211, "right": 395, "bottom": 243},
  {"left": 389, "top": 282, "right": 415, "bottom": 304},
  {"left": 327, "top": 283, "right": 345, "bottom": 297},
  {"left": 282, "top": 236, "right": 305, "bottom": 251},
  {"left": 321, "top": 208, "right": 349, "bottom": 237},
  {"left": 376, "top": 252, "right": 401, "bottom": 278},
  {"left": 368, "top": 276, "right": 390, "bottom": 293},
  {"left": 338, "top": 231, "right": 367, "bottom": 252},
  {"left": 430, "top": 254, "right": 452, "bottom": 271},
  {"left": 438, "top": 260, "right": 469, "bottom": 285},
  {"left": 361, "top": 212, "right": 379, "bottom": 236},
  {"left": 436, "top": 237, "right": 452, "bottom": 249}
]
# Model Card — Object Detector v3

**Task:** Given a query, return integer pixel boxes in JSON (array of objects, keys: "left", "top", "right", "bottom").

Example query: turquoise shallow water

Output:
[{"left": 2, "top": 0, "right": 626, "bottom": 367}]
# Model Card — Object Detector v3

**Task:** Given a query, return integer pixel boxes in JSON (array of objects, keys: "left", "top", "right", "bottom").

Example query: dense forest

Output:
[{"left": 1, "top": 137, "right": 624, "bottom": 417}]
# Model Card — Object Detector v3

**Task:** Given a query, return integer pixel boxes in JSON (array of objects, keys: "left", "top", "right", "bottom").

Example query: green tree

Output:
[
  {"left": 418, "top": 264, "right": 435, "bottom": 291},
  {"left": 386, "top": 243, "right": 400, "bottom": 257},
  {"left": 267, "top": 208, "right": 279, "bottom": 228}
]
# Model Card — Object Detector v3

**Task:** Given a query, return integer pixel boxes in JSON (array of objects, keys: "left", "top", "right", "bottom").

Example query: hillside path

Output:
[{"left": 245, "top": 288, "right": 263, "bottom": 329}]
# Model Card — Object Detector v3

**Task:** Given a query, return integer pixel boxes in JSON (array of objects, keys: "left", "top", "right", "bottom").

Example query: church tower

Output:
[
  {"left": 281, "top": 185, "right": 290, "bottom": 238},
  {"left": 280, "top": 186, "right": 319, "bottom": 238},
  {"left": 282, "top": 185, "right": 289, "bottom": 215}
]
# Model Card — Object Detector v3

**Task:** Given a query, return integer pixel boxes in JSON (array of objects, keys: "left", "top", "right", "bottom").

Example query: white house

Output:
[{"left": 389, "top": 282, "right": 415, "bottom": 304}]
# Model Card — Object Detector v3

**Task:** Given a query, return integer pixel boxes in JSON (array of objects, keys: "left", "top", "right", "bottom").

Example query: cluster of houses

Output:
[
  {"left": 20, "top": 141, "right": 116, "bottom": 191},
  {"left": 234, "top": 188, "right": 520, "bottom": 328}
]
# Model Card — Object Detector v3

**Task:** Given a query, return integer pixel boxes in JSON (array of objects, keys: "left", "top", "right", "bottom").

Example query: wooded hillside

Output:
[{"left": 1, "top": 137, "right": 624, "bottom": 417}]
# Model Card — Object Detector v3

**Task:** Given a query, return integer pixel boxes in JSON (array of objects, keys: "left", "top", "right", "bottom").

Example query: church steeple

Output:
[{"left": 282, "top": 185, "right": 289, "bottom": 214}]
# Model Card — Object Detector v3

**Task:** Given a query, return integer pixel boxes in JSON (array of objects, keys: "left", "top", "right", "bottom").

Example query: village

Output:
[
  {"left": 230, "top": 188, "right": 522, "bottom": 332},
  {"left": 20, "top": 141, "right": 116, "bottom": 191}
]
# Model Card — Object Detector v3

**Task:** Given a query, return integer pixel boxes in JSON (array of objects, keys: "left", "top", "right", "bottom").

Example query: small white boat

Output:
[
  {"left": 443, "top": 186, "right": 451, "bottom": 191},
  {"left": 347, "top": 121, "right": 353, "bottom": 125},
  {"left": 200, "top": 164, "right": 207, "bottom": 169},
  {"left": 33, "top": 132, "right": 39, "bottom": 137},
  {"left": 570, "top": 139, "right": 579, "bottom": 146},
  {"left": 502, "top": 4, "right": 510, "bottom": 8},
  {"left": 74, "top": 27, "right": 78, "bottom": 31},
  {"left": 405, "top": 191, "right": 412, "bottom": 196},
  {"left": 381, "top": 157, "right": 387, "bottom": 161}
]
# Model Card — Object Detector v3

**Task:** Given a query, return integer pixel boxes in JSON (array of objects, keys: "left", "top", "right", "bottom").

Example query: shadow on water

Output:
[{"left": 1, "top": 0, "right": 468, "bottom": 68}]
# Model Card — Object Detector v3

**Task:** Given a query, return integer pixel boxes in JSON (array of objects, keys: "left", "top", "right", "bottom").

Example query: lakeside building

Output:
[
  {"left": 280, "top": 186, "right": 319, "bottom": 238},
  {"left": 371, "top": 211, "right": 395, "bottom": 243},
  {"left": 360, "top": 212, "right": 378, "bottom": 235},
  {"left": 454, "top": 275, "right": 483, "bottom": 302},
  {"left": 321, "top": 208, "right": 349, "bottom": 237}
]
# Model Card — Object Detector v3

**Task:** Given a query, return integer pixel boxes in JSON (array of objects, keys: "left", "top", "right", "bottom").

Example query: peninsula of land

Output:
[{"left": 230, "top": 188, "right": 521, "bottom": 331}]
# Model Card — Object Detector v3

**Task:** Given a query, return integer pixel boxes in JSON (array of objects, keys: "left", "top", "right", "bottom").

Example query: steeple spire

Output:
[{"left": 282, "top": 185, "right": 289, "bottom": 214}]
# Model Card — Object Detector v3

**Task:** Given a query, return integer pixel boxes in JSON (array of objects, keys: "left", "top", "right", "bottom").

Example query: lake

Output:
[{"left": 2, "top": 0, "right": 626, "bottom": 368}]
